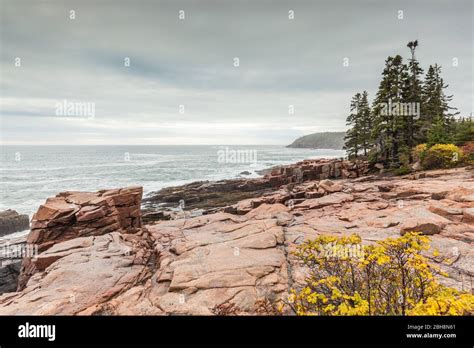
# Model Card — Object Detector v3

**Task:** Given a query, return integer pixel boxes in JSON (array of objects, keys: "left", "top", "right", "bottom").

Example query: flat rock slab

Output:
[{"left": 0, "top": 232, "right": 152, "bottom": 315}]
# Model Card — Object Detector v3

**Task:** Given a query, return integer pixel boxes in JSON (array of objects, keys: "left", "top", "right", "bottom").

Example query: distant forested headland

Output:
[{"left": 286, "top": 132, "right": 345, "bottom": 149}]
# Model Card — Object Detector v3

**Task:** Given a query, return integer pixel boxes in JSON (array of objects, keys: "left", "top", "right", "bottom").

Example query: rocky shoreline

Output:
[
  {"left": 142, "top": 158, "right": 369, "bottom": 221},
  {"left": 0, "top": 159, "right": 472, "bottom": 315}
]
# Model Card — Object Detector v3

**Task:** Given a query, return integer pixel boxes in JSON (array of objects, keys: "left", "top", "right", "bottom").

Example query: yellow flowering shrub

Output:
[
  {"left": 289, "top": 232, "right": 474, "bottom": 316},
  {"left": 412, "top": 143, "right": 428, "bottom": 162},
  {"left": 421, "top": 143, "right": 463, "bottom": 169}
]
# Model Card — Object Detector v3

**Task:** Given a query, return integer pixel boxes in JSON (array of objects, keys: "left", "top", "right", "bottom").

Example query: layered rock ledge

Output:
[
  {"left": 17, "top": 186, "right": 143, "bottom": 290},
  {"left": 0, "top": 165, "right": 472, "bottom": 315}
]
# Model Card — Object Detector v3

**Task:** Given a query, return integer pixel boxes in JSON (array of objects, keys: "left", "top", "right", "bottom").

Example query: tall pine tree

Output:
[
  {"left": 358, "top": 91, "right": 373, "bottom": 156},
  {"left": 420, "top": 64, "right": 459, "bottom": 144},
  {"left": 344, "top": 91, "right": 373, "bottom": 159},
  {"left": 404, "top": 41, "right": 424, "bottom": 155},
  {"left": 372, "top": 55, "right": 409, "bottom": 166},
  {"left": 344, "top": 93, "right": 362, "bottom": 159}
]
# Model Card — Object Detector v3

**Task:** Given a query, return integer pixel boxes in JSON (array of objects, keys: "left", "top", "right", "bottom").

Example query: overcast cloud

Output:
[{"left": 0, "top": 0, "right": 472, "bottom": 145}]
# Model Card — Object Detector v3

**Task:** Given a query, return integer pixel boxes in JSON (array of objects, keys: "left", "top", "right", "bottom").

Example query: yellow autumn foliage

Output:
[
  {"left": 422, "top": 143, "right": 464, "bottom": 169},
  {"left": 290, "top": 232, "right": 474, "bottom": 316},
  {"left": 412, "top": 143, "right": 428, "bottom": 162}
]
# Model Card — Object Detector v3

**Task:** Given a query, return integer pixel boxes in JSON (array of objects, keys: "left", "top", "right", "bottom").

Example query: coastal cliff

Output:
[{"left": 0, "top": 160, "right": 472, "bottom": 315}]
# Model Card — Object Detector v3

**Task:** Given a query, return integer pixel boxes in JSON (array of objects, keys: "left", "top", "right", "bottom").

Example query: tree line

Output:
[{"left": 344, "top": 40, "right": 473, "bottom": 168}]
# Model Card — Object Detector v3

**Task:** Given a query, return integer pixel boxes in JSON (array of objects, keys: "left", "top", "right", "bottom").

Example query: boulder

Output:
[
  {"left": 428, "top": 201, "right": 464, "bottom": 221},
  {"left": 411, "top": 161, "right": 422, "bottom": 171},
  {"left": 17, "top": 186, "right": 143, "bottom": 290},
  {"left": 377, "top": 184, "right": 394, "bottom": 192},
  {"left": 0, "top": 262, "right": 20, "bottom": 294},
  {"left": 432, "top": 191, "right": 449, "bottom": 200},
  {"left": 375, "top": 163, "right": 384, "bottom": 170},
  {"left": 305, "top": 189, "right": 325, "bottom": 199},
  {"left": 0, "top": 235, "right": 27, "bottom": 294},
  {"left": 29, "top": 186, "right": 142, "bottom": 246},
  {"left": 319, "top": 179, "right": 343, "bottom": 193},
  {"left": 400, "top": 208, "right": 451, "bottom": 235},
  {"left": 341, "top": 168, "right": 351, "bottom": 178},
  {"left": 0, "top": 210, "right": 29, "bottom": 236},
  {"left": 463, "top": 208, "right": 474, "bottom": 223}
]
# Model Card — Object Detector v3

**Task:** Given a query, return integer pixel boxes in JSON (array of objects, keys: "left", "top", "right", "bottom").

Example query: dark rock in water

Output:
[
  {"left": 142, "top": 178, "right": 273, "bottom": 221},
  {"left": 0, "top": 261, "right": 21, "bottom": 294},
  {"left": 0, "top": 234, "right": 27, "bottom": 294},
  {"left": 239, "top": 171, "right": 251, "bottom": 176},
  {"left": 0, "top": 210, "right": 29, "bottom": 237}
]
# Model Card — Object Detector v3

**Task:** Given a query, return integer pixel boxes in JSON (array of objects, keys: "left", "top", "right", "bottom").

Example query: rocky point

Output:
[{"left": 0, "top": 162, "right": 472, "bottom": 315}]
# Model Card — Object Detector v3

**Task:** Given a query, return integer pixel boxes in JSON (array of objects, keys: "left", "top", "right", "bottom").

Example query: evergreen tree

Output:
[
  {"left": 452, "top": 116, "right": 474, "bottom": 145},
  {"left": 420, "top": 64, "right": 459, "bottom": 143},
  {"left": 404, "top": 40, "right": 424, "bottom": 153},
  {"left": 344, "top": 93, "right": 362, "bottom": 159},
  {"left": 427, "top": 117, "right": 452, "bottom": 146},
  {"left": 371, "top": 55, "right": 409, "bottom": 166},
  {"left": 343, "top": 40, "right": 466, "bottom": 169},
  {"left": 358, "top": 90, "right": 373, "bottom": 156}
]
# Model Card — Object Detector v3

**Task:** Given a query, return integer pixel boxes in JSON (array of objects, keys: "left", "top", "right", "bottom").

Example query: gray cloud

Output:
[{"left": 0, "top": 0, "right": 472, "bottom": 144}]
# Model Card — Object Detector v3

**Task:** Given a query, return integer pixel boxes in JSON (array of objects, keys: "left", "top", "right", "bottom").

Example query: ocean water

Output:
[{"left": 0, "top": 145, "right": 345, "bottom": 219}]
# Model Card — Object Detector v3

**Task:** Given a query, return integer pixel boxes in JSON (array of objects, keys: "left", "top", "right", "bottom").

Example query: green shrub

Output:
[
  {"left": 412, "top": 143, "right": 428, "bottom": 163},
  {"left": 395, "top": 166, "right": 411, "bottom": 176}
]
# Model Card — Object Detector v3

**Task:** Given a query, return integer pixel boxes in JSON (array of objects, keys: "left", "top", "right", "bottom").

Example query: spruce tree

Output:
[
  {"left": 344, "top": 93, "right": 362, "bottom": 159},
  {"left": 427, "top": 117, "right": 452, "bottom": 146},
  {"left": 372, "top": 55, "right": 409, "bottom": 166},
  {"left": 404, "top": 40, "right": 424, "bottom": 153},
  {"left": 420, "top": 64, "right": 459, "bottom": 143},
  {"left": 358, "top": 90, "right": 373, "bottom": 156},
  {"left": 452, "top": 116, "right": 474, "bottom": 145}
]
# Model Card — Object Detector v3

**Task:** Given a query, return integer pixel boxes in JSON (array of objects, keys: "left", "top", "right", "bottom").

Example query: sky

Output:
[{"left": 0, "top": 0, "right": 472, "bottom": 145}]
